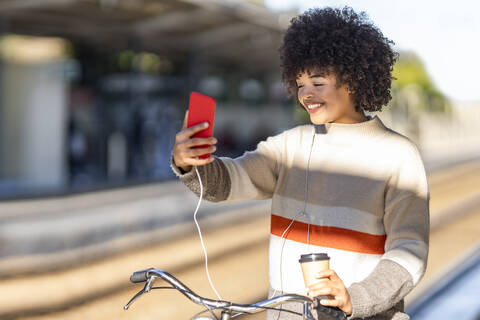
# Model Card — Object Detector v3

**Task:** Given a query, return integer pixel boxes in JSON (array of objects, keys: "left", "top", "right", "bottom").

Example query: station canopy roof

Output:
[{"left": 0, "top": 0, "right": 296, "bottom": 72}]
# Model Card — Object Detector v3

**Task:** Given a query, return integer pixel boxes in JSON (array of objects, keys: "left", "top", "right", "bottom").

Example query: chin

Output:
[{"left": 310, "top": 116, "right": 329, "bottom": 125}]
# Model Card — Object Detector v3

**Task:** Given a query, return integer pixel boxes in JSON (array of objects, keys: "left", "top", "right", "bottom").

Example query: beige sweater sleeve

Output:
[
  {"left": 347, "top": 143, "right": 430, "bottom": 319},
  {"left": 171, "top": 131, "right": 285, "bottom": 202},
  {"left": 382, "top": 143, "right": 430, "bottom": 284},
  {"left": 220, "top": 132, "right": 285, "bottom": 201}
]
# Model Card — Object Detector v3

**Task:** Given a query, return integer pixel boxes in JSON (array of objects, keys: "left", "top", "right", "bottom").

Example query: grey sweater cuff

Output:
[
  {"left": 171, "top": 156, "right": 196, "bottom": 178},
  {"left": 347, "top": 259, "right": 414, "bottom": 319},
  {"left": 170, "top": 156, "right": 231, "bottom": 202}
]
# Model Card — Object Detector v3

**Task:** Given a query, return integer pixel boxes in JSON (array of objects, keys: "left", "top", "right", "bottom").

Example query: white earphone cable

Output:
[
  {"left": 194, "top": 165, "right": 222, "bottom": 301},
  {"left": 270, "top": 129, "right": 316, "bottom": 301}
]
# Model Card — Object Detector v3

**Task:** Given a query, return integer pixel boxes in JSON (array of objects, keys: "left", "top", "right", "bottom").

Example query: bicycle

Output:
[{"left": 124, "top": 268, "right": 347, "bottom": 320}]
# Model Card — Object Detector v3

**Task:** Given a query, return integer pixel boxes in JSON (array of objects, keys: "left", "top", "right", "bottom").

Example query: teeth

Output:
[{"left": 307, "top": 103, "right": 323, "bottom": 109}]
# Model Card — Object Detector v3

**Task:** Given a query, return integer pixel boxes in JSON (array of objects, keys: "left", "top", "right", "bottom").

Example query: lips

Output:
[{"left": 304, "top": 101, "right": 325, "bottom": 113}]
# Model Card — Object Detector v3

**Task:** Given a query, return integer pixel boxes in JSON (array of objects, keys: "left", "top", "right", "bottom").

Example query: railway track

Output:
[{"left": 1, "top": 160, "right": 480, "bottom": 320}]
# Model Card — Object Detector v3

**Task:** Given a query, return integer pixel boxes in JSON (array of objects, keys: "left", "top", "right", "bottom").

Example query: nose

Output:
[{"left": 298, "top": 87, "right": 314, "bottom": 101}]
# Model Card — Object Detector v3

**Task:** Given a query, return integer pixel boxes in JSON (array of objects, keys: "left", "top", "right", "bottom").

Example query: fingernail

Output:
[{"left": 203, "top": 122, "right": 209, "bottom": 127}]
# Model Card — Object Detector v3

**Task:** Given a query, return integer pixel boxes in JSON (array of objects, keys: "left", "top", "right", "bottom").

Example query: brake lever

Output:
[{"left": 145, "top": 275, "right": 157, "bottom": 292}]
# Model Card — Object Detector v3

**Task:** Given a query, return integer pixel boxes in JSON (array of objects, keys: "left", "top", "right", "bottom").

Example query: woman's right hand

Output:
[{"left": 172, "top": 111, "right": 217, "bottom": 173}]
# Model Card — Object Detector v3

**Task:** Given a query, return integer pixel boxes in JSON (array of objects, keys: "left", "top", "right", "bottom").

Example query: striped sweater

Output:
[{"left": 172, "top": 115, "right": 430, "bottom": 319}]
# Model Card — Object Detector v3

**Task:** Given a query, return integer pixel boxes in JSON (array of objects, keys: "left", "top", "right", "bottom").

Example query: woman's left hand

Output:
[{"left": 306, "top": 269, "right": 353, "bottom": 316}]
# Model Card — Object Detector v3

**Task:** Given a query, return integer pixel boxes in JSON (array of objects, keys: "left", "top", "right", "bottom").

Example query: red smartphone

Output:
[{"left": 187, "top": 91, "right": 216, "bottom": 159}]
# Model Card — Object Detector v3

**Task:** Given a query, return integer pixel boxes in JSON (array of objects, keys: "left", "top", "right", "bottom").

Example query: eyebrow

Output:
[
  {"left": 309, "top": 74, "right": 325, "bottom": 78},
  {"left": 296, "top": 74, "right": 326, "bottom": 84},
  {"left": 296, "top": 74, "right": 325, "bottom": 81}
]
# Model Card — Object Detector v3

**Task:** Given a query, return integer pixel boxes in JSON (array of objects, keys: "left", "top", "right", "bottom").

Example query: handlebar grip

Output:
[
  {"left": 130, "top": 268, "right": 155, "bottom": 283},
  {"left": 314, "top": 298, "right": 347, "bottom": 320}
]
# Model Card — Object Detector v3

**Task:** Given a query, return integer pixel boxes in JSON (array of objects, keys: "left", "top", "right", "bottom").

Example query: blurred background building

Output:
[{"left": 0, "top": 0, "right": 297, "bottom": 197}]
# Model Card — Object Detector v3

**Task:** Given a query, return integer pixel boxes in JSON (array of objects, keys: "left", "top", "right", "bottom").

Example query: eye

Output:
[
  {"left": 297, "top": 84, "right": 304, "bottom": 88},
  {"left": 314, "top": 83, "right": 325, "bottom": 87}
]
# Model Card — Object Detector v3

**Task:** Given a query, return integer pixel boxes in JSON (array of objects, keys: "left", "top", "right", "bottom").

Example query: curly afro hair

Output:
[{"left": 279, "top": 6, "right": 398, "bottom": 112}]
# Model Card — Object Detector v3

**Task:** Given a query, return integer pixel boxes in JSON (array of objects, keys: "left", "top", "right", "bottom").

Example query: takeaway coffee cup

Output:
[{"left": 299, "top": 253, "right": 330, "bottom": 287}]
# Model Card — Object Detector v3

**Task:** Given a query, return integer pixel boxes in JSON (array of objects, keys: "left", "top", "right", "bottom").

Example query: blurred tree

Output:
[
  {"left": 388, "top": 52, "right": 453, "bottom": 144},
  {"left": 390, "top": 52, "right": 451, "bottom": 114}
]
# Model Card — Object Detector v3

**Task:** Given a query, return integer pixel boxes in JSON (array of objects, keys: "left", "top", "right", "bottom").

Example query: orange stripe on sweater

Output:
[{"left": 271, "top": 214, "right": 386, "bottom": 254}]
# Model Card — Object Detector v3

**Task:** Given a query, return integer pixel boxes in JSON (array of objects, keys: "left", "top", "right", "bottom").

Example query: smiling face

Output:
[{"left": 296, "top": 70, "right": 367, "bottom": 125}]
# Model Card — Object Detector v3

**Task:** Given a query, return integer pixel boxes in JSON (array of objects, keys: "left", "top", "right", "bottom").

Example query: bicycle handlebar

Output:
[{"left": 125, "top": 268, "right": 346, "bottom": 320}]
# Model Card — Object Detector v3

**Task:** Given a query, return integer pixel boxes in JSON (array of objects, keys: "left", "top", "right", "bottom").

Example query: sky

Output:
[{"left": 265, "top": 0, "right": 480, "bottom": 102}]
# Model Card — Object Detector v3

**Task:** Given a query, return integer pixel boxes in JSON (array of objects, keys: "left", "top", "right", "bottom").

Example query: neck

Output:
[
  {"left": 314, "top": 115, "right": 386, "bottom": 139},
  {"left": 337, "top": 111, "right": 368, "bottom": 124}
]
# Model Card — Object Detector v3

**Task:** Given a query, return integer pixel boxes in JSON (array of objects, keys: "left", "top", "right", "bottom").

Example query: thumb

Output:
[{"left": 182, "top": 110, "right": 189, "bottom": 130}]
